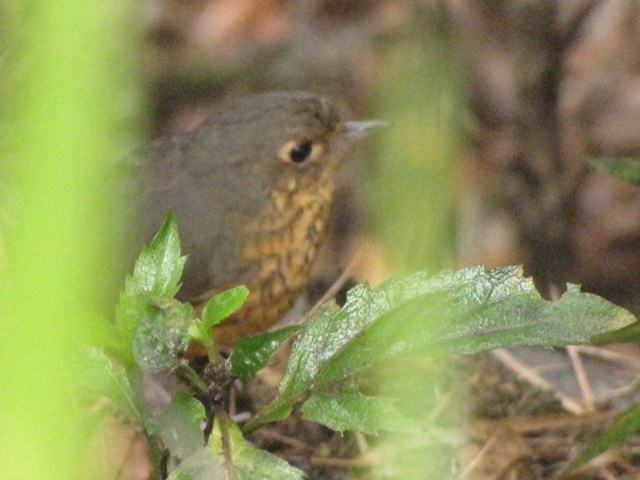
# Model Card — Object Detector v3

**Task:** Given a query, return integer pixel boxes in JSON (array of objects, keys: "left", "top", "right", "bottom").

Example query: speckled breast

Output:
[{"left": 213, "top": 178, "right": 335, "bottom": 346}]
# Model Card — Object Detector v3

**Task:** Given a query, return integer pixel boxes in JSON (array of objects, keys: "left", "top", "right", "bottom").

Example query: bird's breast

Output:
[{"left": 213, "top": 179, "right": 335, "bottom": 345}]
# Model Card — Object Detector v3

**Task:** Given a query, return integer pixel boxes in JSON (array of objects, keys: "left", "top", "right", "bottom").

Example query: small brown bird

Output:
[{"left": 137, "top": 91, "right": 382, "bottom": 347}]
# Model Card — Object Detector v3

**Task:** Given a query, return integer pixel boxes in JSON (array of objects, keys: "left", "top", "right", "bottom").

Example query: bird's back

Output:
[{"left": 140, "top": 130, "right": 254, "bottom": 302}]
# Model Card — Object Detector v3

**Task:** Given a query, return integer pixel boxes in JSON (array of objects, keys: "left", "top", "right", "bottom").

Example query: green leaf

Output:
[
  {"left": 153, "top": 391, "right": 206, "bottom": 460},
  {"left": 302, "top": 391, "right": 413, "bottom": 434},
  {"left": 188, "top": 285, "right": 249, "bottom": 351},
  {"left": 80, "top": 347, "right": 143, "bottom": 424},
  {"left": 132, "top": 299, "right": 192, "bottom": 372},
  {"left": 315, "top": 268, "right": 635, "bottom": 391},
  {"left": 245, "top": 303, "right": 340, "bottom": 430},
  {"left": 113, "top": 295, "right": 153, "bottom": 366},
  {"left": 247, "top": 266, "right": 635, "bottom": 430},
  {"left": 567, "top": 403, "right": 640, "bottom": 472},
  {"left": 211, "top": 418, "right": 305, "bottom": 480},
  {"left": 202, "top": 285, "right": 249, "bottom": 329},
  {"left": 76, "top": 404, "right": 111, "bottom": 444},
  {"left": 130, "top": 212, "right": 186, "bottom": 297},
  {"left": 114, "top": 213, "right": 187, "bottom": 364},
  {"left": 230, "top": 325, "right": 302, "bottom": 380},
  {"left": 170, "top": 417, "right": 304, "bottom": 480},
  {"left": 591, "top": 321, "right": 640, "bottom": 344},
  {"left": 167, "top": 448, "right": 223, "bottom": 480},
  {"left": 90, "top": 314, "right": 121, "bottom": 349},
  {"left": 588, "top": 156, "right": 640, "bottom": 185}
]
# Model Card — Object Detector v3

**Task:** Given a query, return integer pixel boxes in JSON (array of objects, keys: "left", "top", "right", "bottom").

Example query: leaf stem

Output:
[
  {"left": 175, "top": 364, "right": 209, "bottom": 395},
  {"left": 145, "top": 432, "right": 167, "bottom": 480},
  {"left": 217, "top": 408, "right": 236, "bottom": 480},
  {"left": 205, "top": 339, "right": 218, "bottom": 367}
]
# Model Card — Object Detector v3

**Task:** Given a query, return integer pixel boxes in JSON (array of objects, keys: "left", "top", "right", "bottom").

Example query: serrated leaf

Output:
[
  {"left": 132, "top": 299, "right": 192, "bottom": 372},
  {"left": 566, "top": 403, "right": 640, "bottom": 472},
  {"left": 171, "top": 417, "right": 304, "bottom": 480},
  {"left": 153, "top": 391, "right": 206, "bottom": 460},
  {"left": 131, "top": 212, "right": 186, "bottom": 297},
  {"left": 230, "top": 325, "right": 301, "bottom": 380},
  {"left": 113, "top": 213, "right": 187, "bottom": 364},
  {"left": 245, "top": 303, "right": 340, "bottom": 430},
  {"left": 302, "top": 392, "right": 413, "bottom": 434},
  {"left": 80, "top": 347, "right": 143, "bottom": 423},
  {"left": 316, "top": 272, "right": 635, "bottom": 389},
  {"left": 588, "top": 156, "right": 640, "bottom": 185},
  {"left": 247, "top": 266, "right": 635, "bottom": 430}
]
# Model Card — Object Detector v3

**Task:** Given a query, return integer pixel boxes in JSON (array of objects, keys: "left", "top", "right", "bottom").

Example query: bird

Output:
[{"left": 135, "top": 91, "right": 383, "bottom": 347}]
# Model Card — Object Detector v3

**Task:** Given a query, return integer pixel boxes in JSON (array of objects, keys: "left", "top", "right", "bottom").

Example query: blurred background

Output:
[
  {"left": 141, "top": 1, "right": 640, "bottom": 478},
  {"left": 140, "top": 1, "right": 640, "bottom": 478},
  {"left": 143, "top": 0, "right": 640, "bottom": 313},
  {"left": 4, "top": 0, "right": 640, "bottom": 479}
]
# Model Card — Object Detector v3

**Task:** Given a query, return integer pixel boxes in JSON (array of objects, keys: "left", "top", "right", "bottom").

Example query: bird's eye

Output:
[
  {"left": 279, "top": 139, "right": 322, "bottom": 166},
  {"left": 278, "top": 139, "right": 324, "bottom": 165},
  {"left": 289, "top": 141, "right": 313, "bottom": 163}
]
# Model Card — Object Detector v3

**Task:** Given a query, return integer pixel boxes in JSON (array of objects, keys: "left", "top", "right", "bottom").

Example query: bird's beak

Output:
[{"left": 340, "top": 120, "right": 388, "bottom": 140}]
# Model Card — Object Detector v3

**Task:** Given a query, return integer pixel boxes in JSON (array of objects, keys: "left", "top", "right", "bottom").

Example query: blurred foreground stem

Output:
[{"left": 0, "top": 1, "right": 141, "bottom": 479}]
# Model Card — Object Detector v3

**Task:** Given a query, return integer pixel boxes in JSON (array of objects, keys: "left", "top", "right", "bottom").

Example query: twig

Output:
[
  {"left": 253, "top": 428, "right": 315, "bottom": 452},
  {"left": 309, "top": 456, "right": 370, "bottom": 468},
  {"left": 427, "top": 389, "right": 455, "bottom": 423},
  {"left": 547, "top": 293, "right": 596, "bottom": 413},
  {"left": 472, "top": 410, "right": 615, "bottom": 435},
  {"left": 354, "top": 432, "right": 369, "bottom": 454},
  {"left": 228, "top": 383, "right": 237, "bottom": 417},
  {"left": 458, "top": 433, "right": 499, "bottom": 479},
  {"left": 305, "top": 254, "right": 360, "bottom": 319},
  {"left": 599, "top": 374, "right": 640, "bottom": 404},
  {"left": 567, "top": 345, "right": 595, "bottom": 411},
  {"left": 572, "top": 345, "right": 640, "bottom": 371},
  {"left": 559, "top": 0, "right": 602, "bottom": 46},
  {"left": 598, "top": 467, "right": 618, "bottom": 480},
  {"left": 114, "top": 432, "right": 139, "bottom": 480},
  {"left": 491, "top": 348, "right": 585, "bottom": 414},
  {"left": 533, "top": 362, "right": 571, "bottom": 374}
]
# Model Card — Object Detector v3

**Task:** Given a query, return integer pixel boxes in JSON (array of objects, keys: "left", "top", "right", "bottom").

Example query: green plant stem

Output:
[
  {"left": 205, "top": 340, "right": 218, "bottom": 367},
  {"left": 175, "top": 364, "right": 209, "bottom": 395},
  {"left": 145, "top": 432, "right": 167, "bottom": 480},
  {"left": 217, "top": 407, "right": 236, "bottom": 480}
]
